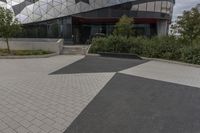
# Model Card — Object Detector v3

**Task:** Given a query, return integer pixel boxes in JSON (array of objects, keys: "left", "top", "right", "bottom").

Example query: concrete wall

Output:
[{"left": 0, "top": 38, "right": 63, "bottom": 54}]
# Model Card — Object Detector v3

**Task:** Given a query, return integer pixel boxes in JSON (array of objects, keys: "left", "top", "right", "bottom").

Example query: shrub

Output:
[
  {"left": 89, "top": 36, "right": 131, "bottom": 53},
  {"left": 129, "top": 36, "right": 182, "bottom": 60},
  {"left": 181, "top": 45, "right": 200, "bottom": 64},
  {"left": 147, "top": 36, "right": 182, "bottom": 60},
  {"left": 90, "top": 35, "right": 200, "bottom": 65},
  {"left": 89, "top": 37, "right": 107, "bottom": 53},
  {"left": 129, "top": 37, "right": 146, "bottom": 55}
]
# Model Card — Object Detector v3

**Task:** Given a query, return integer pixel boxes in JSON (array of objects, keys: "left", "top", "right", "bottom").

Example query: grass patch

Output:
[{"left": 0, "top": 49, "right": 53, "bottom": 56}]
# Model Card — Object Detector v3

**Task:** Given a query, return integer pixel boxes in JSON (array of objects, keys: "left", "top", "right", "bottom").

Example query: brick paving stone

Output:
[
  {"left": 15, "top": 126, "right": 29, "bottom": 133},
  {"left": 28, "top": 125, "right": 41, "bottom": 133},
  {"left": 40, "top": 124, "right": 53, "bottom": 132},
  {"left": 19, "top": 120, "right": 32, "bottom": 128},
  {"left": 42, "top": 118, "right": 55, "bottom": 125},
  {"left": 121, "top": 61, "right": 200, "bottom": 88},
  {"left": 2, "top": 117, "right": 20, "bottom": 129},
  {"left": 49, "top": 129, "right": 63, "bottom": 133},
  {"left": 0, "top": 55, "right": 114, "bottom": 133},
  {"left": 2, "top": 128, "right": 16, "bottom": 133},
  {"left": 0, "top": 112, "right": 6, "bottom": 119},
  {"left": 0, "top": 120, "right": 8, "bottom": 130},
  {"left": 31, "top": 119, "right": 44, "bottom": 127},
  {"left": 23, "top": 115, "right": 35, "bottom": 122}
]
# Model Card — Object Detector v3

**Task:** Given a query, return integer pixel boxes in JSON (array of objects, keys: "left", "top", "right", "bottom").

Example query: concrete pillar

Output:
[
  {"left": 63, "top": 16, "right": 73, "bottom": 44},
  {"left": 157, "top": 20, "right": 168, "bottom": 36}
]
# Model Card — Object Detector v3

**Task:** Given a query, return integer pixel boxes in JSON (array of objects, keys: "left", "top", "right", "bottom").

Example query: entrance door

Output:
[{"left": 80, "top": 25, "right": 91, "bottom": 44}]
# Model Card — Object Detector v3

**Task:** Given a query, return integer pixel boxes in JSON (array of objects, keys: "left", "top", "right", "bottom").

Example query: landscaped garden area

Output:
[
  {"left": 90, "top": 8, "right": 200, "bottom": 65},
  {"left": 0, "top": 7, "right": 55, "bottom": 56},
  {"left": 90, "top": 36, "right": 200, "bottom": 64},
  {"left": 0, "top": 49, "right": 52, "bottom": 56}
]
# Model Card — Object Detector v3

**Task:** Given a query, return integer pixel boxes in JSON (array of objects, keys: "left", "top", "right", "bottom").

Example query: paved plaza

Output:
[
  {"left": 0, "top": 55, "right": 115, "bottom": 133},
  {"left": 0, "top": 55, "right": 200, "bottom": 133}
]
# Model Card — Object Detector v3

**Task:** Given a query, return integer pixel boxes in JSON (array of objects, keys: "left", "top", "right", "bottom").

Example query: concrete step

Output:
[
  {"left": 61, "top": 45, "right": 89, "bottom": 55},
  {"left": 64, "top": 40, "right": 73, "bottom": 45}
]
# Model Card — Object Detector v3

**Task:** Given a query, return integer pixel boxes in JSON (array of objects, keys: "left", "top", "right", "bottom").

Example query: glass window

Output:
[
  {"left": 166, "top": 2, "right": 170, "bottom": 14},
  {"left": 161, "top": 1, "right": 167, "bottom": 13},
  {"left": 131, "top": 4, "right": 139, "bottom": 11},
  {"left": 139, "top": 3, "right": 147, "bottom": 11},
  {"left": 147, "top": 2, "right": 155, "bottom": 12},
  {"left": 155, "top": 1, "right": 161, "bottom": 12}
]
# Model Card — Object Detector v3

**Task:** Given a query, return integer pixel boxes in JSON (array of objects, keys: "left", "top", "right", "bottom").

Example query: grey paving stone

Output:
[
  {"left": 42, "top": 118, "right": 55, "bottom": 126},
  {"left": 120, "top": 60, "right": 200, "bottom": 88},
  {"left": 19, "top": 120, "right": 32, "bottom": 128},
  {"left": 40, "top": 124, "right": 53, "bottom": 132},
  {"left": 0, "top": 120, "right": 8, "bottom": 130},
  {"left": 49, "top": 129, "right": 63, "bottom": 133},
  {"left": 15, "top": 126, "right": 29, "bottom": 133},
  {"left": 51, "top": 56, "right": 147, "bottom": 74},
  {"left": 2, "top": 128, "right": 16, "bottom": 133},
  {"left": 0, "top": 55, "right": 114, "bottom": 133},
  {"left": 2, "top": 117, "right": 20, "bottom": 129},
  {"left": 2, "top": 55, "right": 198, "bottom": 133},
  {"left": 65, "top": 73, "right": 200, "bottom": 133},
  {"left": 28, "top": 125, "right": 41, "bottom": 133},
  {"left": 31, "top": 119, "right": 44, "bottom": 127}
]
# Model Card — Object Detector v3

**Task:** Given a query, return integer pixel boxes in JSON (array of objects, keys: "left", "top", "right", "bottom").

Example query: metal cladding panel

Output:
[{"left": 0, "top": 0, "right": 174, "bottom": 24}]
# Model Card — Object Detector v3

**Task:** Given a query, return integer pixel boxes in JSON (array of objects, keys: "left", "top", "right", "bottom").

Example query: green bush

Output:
[
  {"left": 89, "top": 37, "right": 108, "bottom": 53},
  {"left": 181, "top": 45, "right": 200, "bottom": 64},
  {"left": 90, "top": 35, "right": 200, "bottom": 65},
  {"left": 129, "top": 37, "right": 146, "bottom": 55},
  {"left": 140, "top": 36, "right": 183, "bottom": 60},
  {"left": 89, "top": 36, "right": 131, "bottom": 53}
]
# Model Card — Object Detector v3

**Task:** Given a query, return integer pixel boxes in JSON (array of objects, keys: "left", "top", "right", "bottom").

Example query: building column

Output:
[
  {"left": 63, "top": 16, "right": 73, "bottom": 44},
  {"left": 157, "top": 20, "right": 168, "bottom": 36}
]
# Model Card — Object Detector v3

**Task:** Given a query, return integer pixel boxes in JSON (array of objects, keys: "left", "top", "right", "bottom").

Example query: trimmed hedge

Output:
[{"left": 89, "top": 35, "right": 200, "bottom": 65}]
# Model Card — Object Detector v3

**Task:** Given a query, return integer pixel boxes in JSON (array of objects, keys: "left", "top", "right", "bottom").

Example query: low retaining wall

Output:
[{"left": 0, "top": 38, "right": 63, "bottom": 54}]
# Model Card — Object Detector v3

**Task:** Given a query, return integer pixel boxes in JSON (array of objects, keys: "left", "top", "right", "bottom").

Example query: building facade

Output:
[{"left": 0, "top": 0, "right": 175, "bottom": 44}]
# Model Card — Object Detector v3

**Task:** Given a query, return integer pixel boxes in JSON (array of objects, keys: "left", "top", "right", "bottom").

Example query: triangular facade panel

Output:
[{"left": 0, "top": 0, "right": 174, "bottom": 24}]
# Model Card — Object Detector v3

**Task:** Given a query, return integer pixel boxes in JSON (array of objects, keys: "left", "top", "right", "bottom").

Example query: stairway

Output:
[{"left": 61, "top": 45, "right": 90, "bottom": 55}]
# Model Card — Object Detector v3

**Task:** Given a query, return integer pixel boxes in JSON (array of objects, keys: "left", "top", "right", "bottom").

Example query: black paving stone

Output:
[
  {"left": 64, "top": 73, "right": 200, "bottom": 133},
  {"left": 51, "top": 56, "right": 147, "bottom": 74}
]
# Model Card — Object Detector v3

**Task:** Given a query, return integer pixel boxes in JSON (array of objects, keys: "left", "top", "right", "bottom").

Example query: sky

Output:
[{"left": 173, "top": 0, "right": 200, "bottom": 21}]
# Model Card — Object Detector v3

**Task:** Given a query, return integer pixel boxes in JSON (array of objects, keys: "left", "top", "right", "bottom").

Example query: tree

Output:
[
  {"left": 113, "top": 15, "right": 134, "bottom": 37},
  {"left": 171, "top": 8, "right": 200, "bottom": 44},
  {"left": 0, "top": 7, "right": 21, "bottom": 53}
]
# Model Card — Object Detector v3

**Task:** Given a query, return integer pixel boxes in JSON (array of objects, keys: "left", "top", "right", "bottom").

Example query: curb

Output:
[
  {"left": 86, "top": 53, "right": 100, "bottom": 56},
  {"left": 0, "top": 53, "right": 58, "bottom": 59},
  {"left": 142, "top": 57, "right": 200, "bottom": 68},
  {"left": 85, "top": 45, "right": 92, "bottom": 55},
  {"left": 98, "top": 52, "right": 142, "bottom": 59},
  {"left": 86, "top": 53, "right": 142, "bottom": 59}
]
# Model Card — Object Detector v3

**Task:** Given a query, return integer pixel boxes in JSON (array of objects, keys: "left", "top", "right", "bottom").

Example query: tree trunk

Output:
[{"left": 6, "top": 38, "right": 11, "bottom": 54}]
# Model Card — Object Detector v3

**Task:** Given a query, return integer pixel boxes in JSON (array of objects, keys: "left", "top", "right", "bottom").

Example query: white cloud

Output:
[{"left": 173, "top": 0, "right": 200, "bottom": 21}]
